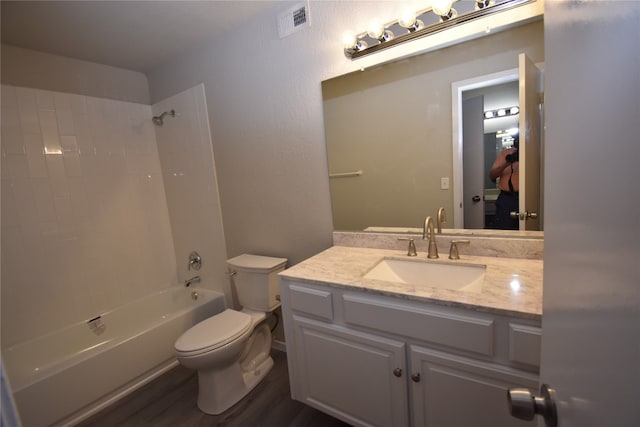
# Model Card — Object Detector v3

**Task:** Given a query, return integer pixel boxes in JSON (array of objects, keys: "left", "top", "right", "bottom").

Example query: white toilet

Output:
[{"left": 174, "top": 254, "right": 287, "bottom": 415}]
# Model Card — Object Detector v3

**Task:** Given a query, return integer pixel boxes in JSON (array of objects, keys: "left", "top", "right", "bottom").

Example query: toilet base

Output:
[{"left": 196, "top": 354, "right": 274, "bottom": 415}]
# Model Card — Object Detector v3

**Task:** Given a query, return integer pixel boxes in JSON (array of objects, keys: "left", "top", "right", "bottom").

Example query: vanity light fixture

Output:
[
  {"left": 398, "top": 10, "right": 424, "bottom": 32},
  {"left": 484, "top": 105, "right": 520, "bottom": 120},
  {"left": 343, "top": 0, "right": 536, "bottom": 59},
  {"left": 367, "top": 20, "right": 394, "bottom": 42},
  {"left": 476, "top": 0, "right": 495, "bottom": 10},
  {"left": 432, "top": 0, "right": 457, "bottom": 21},
  {"left": 343, "top": 32, "right": 368, "bottom": 53}
]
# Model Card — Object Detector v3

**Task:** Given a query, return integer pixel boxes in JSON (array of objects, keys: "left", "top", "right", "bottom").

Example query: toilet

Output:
[{"left": 174, "top": 254, "right": 287, "bottom": 415}]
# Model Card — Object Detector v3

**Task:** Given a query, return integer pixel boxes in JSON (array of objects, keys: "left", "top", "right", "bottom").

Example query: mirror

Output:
[{"left": 323, "top": 20, "right": 544, "bottom": 236}]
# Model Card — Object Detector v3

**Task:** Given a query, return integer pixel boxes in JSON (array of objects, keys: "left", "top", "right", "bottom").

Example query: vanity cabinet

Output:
[
  {"left": 292, "top": 317, "right": 409, "bottom": 426},
  {"left": 280, "top": 280, "right": 541, "bottom": 427}
]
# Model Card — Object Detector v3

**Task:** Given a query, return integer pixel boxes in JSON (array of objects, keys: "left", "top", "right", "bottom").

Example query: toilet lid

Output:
[
  {"left": 175, "top": 309, "right": 252, "bottom": 355},
  {"left": 226, "top": 254, "right": 287, "bottom": 271}
]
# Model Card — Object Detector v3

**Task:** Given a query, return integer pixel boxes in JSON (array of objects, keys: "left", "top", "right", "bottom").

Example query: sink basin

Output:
[{"left": 364, "top": 258, "right": 485, "bottom": 292}]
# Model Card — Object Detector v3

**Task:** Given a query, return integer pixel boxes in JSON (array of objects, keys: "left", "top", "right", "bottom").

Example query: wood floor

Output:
[{"left": 79, "top": 350, "right": 350, "bottom": 427}]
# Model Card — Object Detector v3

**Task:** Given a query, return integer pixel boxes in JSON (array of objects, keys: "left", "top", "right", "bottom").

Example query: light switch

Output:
[{"left": 441, "top": 177, "right": 450, "bottom": 190}]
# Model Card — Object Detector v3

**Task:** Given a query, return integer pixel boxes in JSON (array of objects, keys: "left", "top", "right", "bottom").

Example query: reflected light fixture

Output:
[
  {"left": 484, "top": 105, "right": 520, "bottom": 119},
  {"left": 343, "top": 0, "right": 537, "bottom": 59}
]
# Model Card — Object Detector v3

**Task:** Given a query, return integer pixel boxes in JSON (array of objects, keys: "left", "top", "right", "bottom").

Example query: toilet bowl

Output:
[{"left": 174, "top": 254, "right": 287, "bottom": 415}]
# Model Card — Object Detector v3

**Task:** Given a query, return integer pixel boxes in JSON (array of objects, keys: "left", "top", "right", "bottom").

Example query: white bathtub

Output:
[{"left": 2, "top": 286, "right": 226, "bottom": 427}]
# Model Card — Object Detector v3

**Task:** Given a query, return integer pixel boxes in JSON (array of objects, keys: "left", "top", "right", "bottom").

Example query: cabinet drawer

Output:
[
  {"left": 289, "top": 284, "right": 334, "bottom": 320},
  {"left": 509, "top": 323, "right": 541, "bottom": 368},
  {"left": 343, "top": 293, "right": 494, "bottom": 356}
]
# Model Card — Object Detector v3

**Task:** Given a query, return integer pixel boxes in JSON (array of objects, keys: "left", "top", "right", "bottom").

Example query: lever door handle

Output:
[{"left": 510, "top": 211, "right": 539, "bottom": 220}]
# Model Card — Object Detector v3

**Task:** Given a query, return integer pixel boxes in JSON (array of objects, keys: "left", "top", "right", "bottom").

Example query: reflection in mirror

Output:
[{"left": 323, "top": 20, "right": 543, "bottom": 236}]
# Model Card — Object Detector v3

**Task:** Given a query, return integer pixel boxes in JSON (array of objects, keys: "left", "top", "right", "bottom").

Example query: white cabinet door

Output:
[
  {"left": 292, "top": 316, "right": 409, "bottom": 427},
  {"left": 410, "top": 346, "right": 538, "bottom": 427}
]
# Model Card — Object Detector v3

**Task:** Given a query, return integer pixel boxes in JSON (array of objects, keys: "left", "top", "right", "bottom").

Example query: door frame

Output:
[{"left": 451, "top": 68, "right": 518, "bottom": 229}]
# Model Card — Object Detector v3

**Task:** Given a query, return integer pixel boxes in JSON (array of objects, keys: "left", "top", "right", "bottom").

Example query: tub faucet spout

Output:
[
  {"left": 422, "top": 216, "right": 439, "bottom": 259},
  {"left": 184, "top": 275, "right": 200, "bottom": 287}
]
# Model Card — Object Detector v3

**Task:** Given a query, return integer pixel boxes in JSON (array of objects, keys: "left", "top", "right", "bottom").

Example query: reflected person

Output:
[{"left": 489, "top": 137, "right": 519, "bottom": 230}]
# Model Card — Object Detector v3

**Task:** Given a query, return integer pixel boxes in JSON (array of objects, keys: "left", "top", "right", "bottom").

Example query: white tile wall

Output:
[
  {"left": 152, "top": 84, "right": 231, "bottom": 307},
  {"left": 1, "top": 85, "right": 177, "bottom": 347}
]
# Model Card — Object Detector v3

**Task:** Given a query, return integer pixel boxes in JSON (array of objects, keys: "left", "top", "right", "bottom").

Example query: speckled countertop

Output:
[{"left": 280, "top": 245, "right": 542, "bottom": 320}]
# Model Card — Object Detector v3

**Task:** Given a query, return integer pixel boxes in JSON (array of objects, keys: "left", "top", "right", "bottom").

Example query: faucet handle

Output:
[
  {"left": 188, "top": 251, "right": 202, "bottom": 271},
  {"left": 398, "top": 238, "right": 417, "bottom": 257},
  {"left": 449, "top": 240, "right": 470, "bottom": 260}
]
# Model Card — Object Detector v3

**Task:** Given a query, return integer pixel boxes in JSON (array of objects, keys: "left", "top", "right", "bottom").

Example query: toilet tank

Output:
[{"left": 226, "top": 254, "right": 287, "bottom": 311}]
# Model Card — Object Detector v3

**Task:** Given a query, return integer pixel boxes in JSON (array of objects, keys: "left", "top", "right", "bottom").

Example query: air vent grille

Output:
[
  {"left": 293, "top": 6, "right": 307, "bottom": 27},
  {"left": 278, "top": 2, "right": 310, "bottom": 38}
]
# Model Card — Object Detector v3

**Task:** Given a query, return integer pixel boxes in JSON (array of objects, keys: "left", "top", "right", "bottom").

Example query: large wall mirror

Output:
[{"left": 323, "top": 19, "right": 544, "bottom": 236}]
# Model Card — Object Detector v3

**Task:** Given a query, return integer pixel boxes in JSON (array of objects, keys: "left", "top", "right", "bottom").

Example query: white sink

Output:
[{"left": 364, "top": 258, "right": 486, "bottom": 292}]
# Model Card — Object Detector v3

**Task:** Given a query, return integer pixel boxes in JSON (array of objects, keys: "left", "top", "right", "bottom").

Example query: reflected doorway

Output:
[{"left": 462, "top": 81, "right": 519, "bottom": 229}]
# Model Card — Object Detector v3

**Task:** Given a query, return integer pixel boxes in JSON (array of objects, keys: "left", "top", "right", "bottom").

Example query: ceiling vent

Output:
[{"left": 277, "top": 1, "right": 310, "bottom": 39}]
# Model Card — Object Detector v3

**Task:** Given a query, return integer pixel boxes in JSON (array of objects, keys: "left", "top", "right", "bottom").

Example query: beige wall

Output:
[
  {"left": 1, "top": 44, "right": 150, "bottom": 104},
  {"left": 323, "top": 21, "right": 543, "bottom": 231}
]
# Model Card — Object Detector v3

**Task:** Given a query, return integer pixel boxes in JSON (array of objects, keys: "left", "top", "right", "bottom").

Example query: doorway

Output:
[
  {"left": 451, "top": 69, "right": 519, "bottom": 229},
  {"left": 463, "top": 81, "right": 519, "bottom": 229}
]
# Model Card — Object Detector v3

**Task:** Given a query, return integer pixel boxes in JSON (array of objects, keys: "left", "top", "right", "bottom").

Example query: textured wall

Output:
[{"left": 146, "top": 1, "right": 542, "bottom": 265}]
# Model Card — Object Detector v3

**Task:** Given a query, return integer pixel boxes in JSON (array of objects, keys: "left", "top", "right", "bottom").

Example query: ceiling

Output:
[{"left": 1, "top": 1, "right": 280, "bottom": 73}]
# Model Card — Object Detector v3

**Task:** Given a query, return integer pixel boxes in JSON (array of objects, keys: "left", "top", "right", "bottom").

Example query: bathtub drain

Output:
[{"left": 87, "top": 316, "right": 106, "bottom": 336}]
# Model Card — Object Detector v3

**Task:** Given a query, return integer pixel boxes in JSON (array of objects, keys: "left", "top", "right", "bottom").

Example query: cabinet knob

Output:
[
  {"left": 393, "top": 368, "right": 402, "bottom": 377},
  {"left": 411, "top": 373, "right": 421, "bottom": 382}
]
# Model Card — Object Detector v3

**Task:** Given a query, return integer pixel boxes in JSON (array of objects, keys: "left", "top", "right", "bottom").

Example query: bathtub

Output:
[{"left": 2, "top": 286, "right": 226, "bottom": 427}]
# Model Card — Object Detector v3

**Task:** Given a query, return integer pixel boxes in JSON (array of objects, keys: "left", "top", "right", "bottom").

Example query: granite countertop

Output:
[{"left": 279, "top": 246, "right": 543, "bottom": 320}]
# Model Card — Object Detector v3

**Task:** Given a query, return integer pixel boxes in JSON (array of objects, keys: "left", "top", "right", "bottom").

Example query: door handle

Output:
[
  {"left": 508, "top": 384, "right": 558, "bottom": 427},
  {"left": 510, "top": 211, "right": 539, "bottom": 220},
  {"left": 472, "top": 195, "right": 482, "bottom": 202}
]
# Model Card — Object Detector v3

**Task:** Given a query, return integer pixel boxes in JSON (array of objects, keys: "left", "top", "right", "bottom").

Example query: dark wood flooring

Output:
[{"left": 78, "top": 350, "right": 350, "bottom": 427}]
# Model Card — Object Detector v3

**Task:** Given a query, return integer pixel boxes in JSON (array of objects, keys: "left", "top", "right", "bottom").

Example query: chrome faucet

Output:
[
  {"left": 437, "top": 207, "right": 446, "bottom": 234},
  {"left": 184, "top": 275, "right": 200, "bottom": 287},
  {"left": 422, "top": 216, "right": 439, "bottom": 259}
]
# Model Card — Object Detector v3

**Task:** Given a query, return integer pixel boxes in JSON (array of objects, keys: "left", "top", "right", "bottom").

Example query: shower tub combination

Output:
[{"left": 3, "top": 286, "right": 225, "bottom": 427}]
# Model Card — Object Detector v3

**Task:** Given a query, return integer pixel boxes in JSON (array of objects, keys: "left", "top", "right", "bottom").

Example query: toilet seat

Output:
[{"left": 175, "top": 309, "right": 252, "bottom": 357}]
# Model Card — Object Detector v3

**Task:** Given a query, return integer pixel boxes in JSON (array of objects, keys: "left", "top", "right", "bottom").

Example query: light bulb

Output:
[
  {"left": 510, "top": 106, "right": 520, "bottom": 115},
  {"left": 432, "top": 0, "right": 453, "bottom": 17},
  {"left": 367, "top": 21, "right": 385, "bottom": 39},
  {"left": 343, "top": 32, "right": 356, "bottom": 49},
  {"left": 398, "top": 10, "right": 416, "bottom": 28},
  {"left": 342, "top": 32, "right": 368, "bottom": 52}
]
